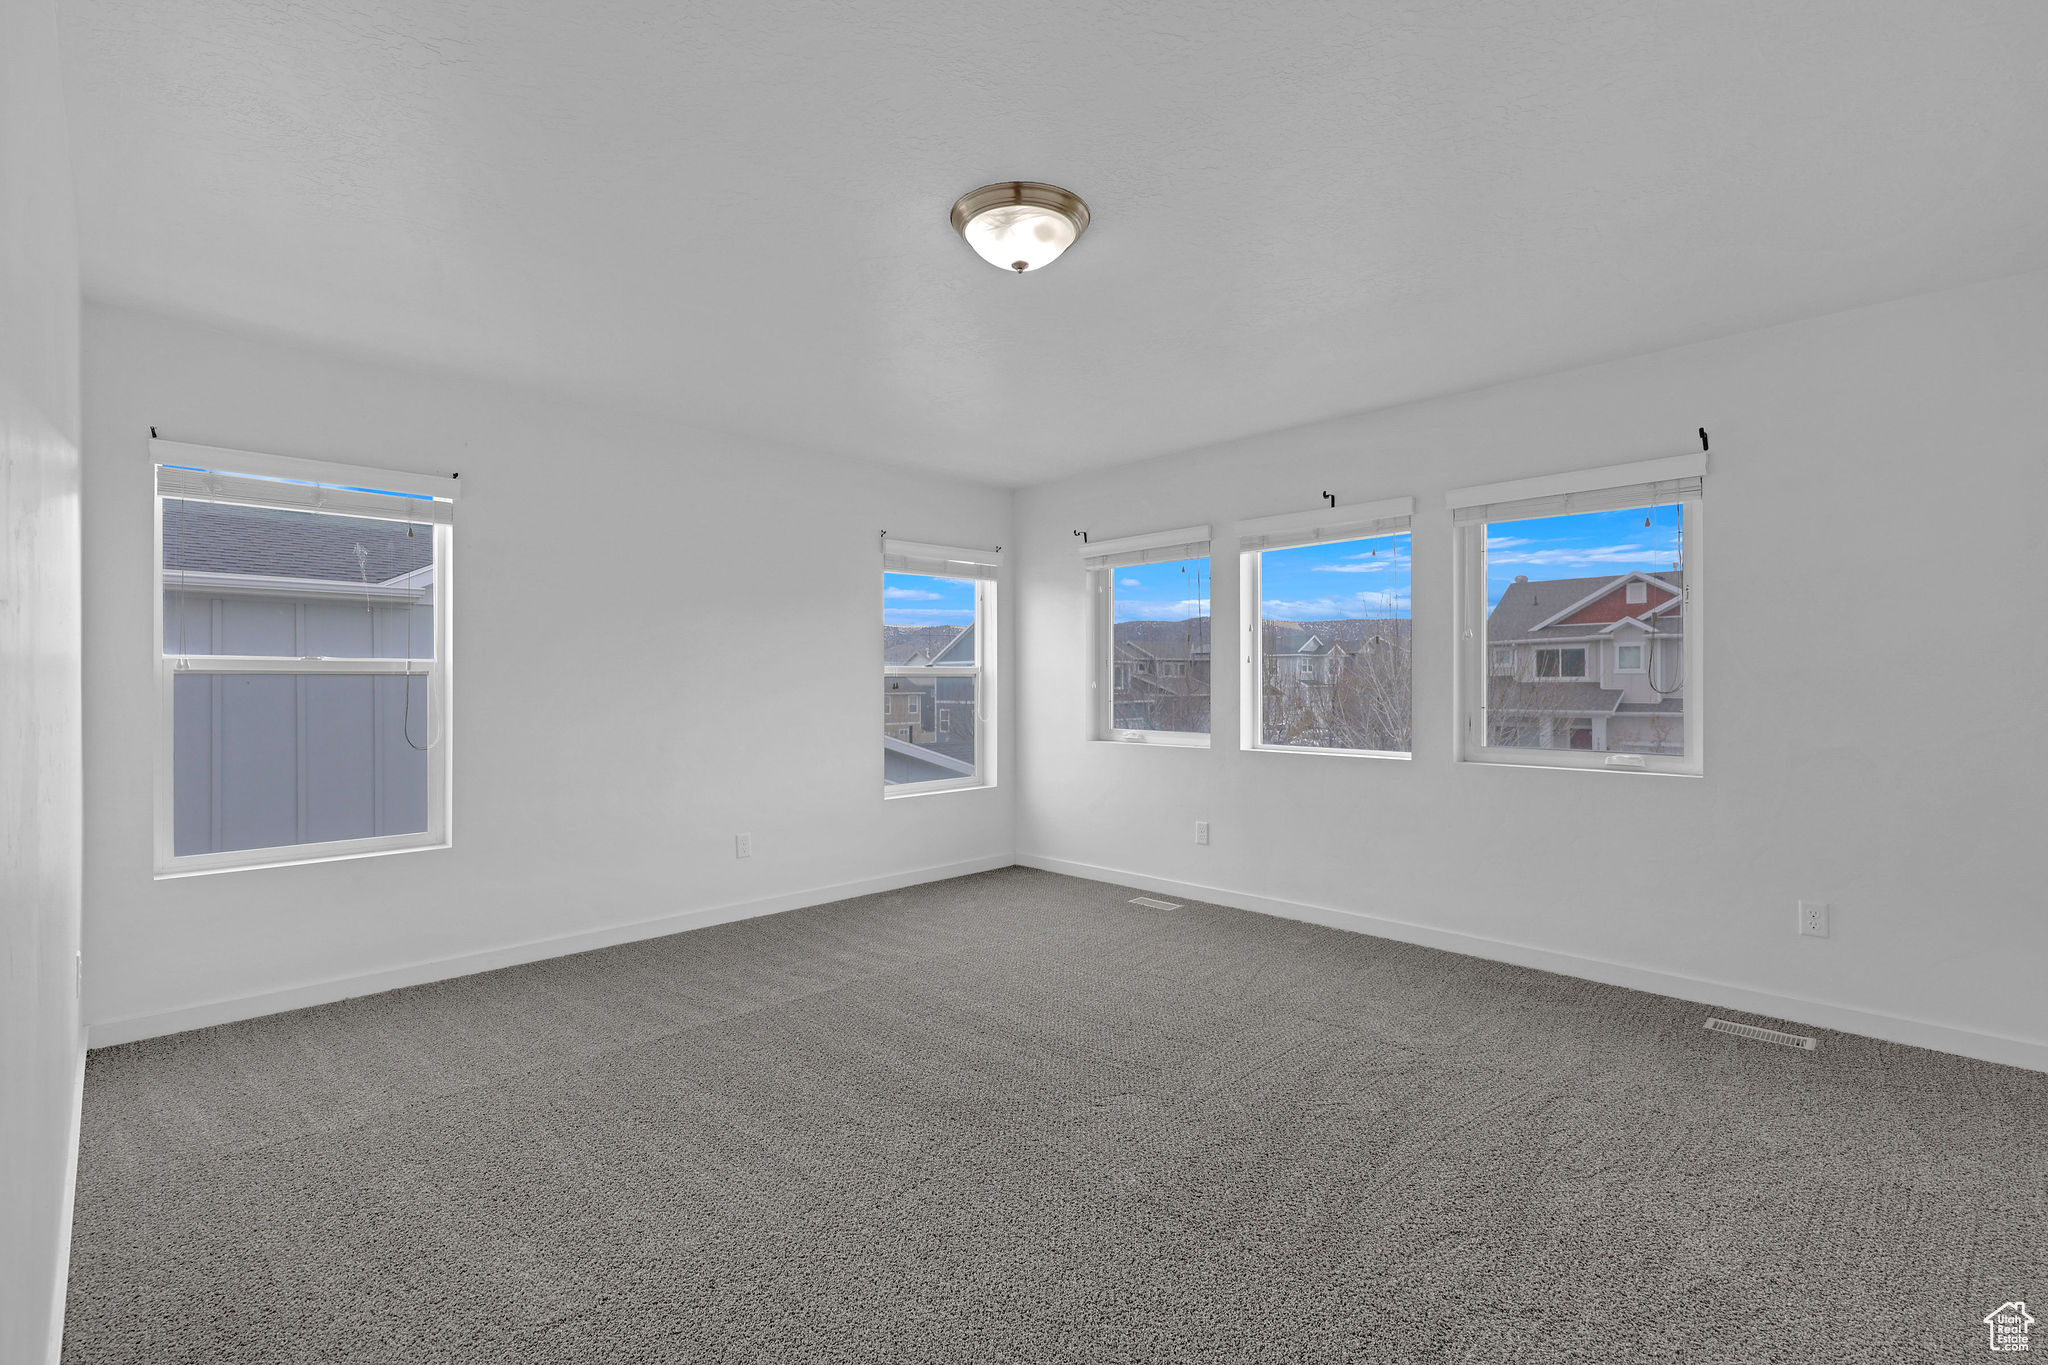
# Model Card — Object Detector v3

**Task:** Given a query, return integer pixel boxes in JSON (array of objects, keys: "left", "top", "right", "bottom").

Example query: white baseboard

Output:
[
  {"left": 1017, "top": 853, "right": 2048, "bottom": 1075},
  {"left": 87, "top": 853, "right": 1016, "bottom": 1048}
]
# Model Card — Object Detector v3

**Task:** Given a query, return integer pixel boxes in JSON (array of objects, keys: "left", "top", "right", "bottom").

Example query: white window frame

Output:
[
  {"left": 1238, "top": 498, "right": 1415, "bottom": 762},
  {"left": 1450, "top": 453, "right": 1704, "bottom": 777},
  {"left": 1490, "top": 644, "right": 1514, "bottom": 674},
  {"left": 1625, "top": 580, "right": 1649, "bottom": 604},
  {"left": 881, "top": 540, "right": 998, "bottom": 797},
  {"left": 1614, "top": 641, "right": 1646, "bottom": 674},
  {"left": 1082, "top": 525, "right": 1213, "bottom": 748},
  {"left": 152, "top": 439, "right": 457, "bottom": 876}
]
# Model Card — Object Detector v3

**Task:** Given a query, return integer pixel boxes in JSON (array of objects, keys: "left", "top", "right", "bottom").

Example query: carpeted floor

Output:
[{"left": 65, "top": 866, "right": 2046, "bottom": 1363}]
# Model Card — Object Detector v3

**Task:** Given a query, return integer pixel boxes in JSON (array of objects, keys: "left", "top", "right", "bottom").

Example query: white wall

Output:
[
  {"left": 0, "top": 0, "right": 84, "bottom": 1359},
  {"left": 82, "top": 303, "right": 1014, "bottom": 1042},
  {"left": 1016, "top": 269, "right": 2048, "bottom": 1069}
]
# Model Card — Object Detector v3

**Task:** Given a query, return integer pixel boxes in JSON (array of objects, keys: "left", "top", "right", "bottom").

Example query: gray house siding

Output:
[{"left": 165, "top": 587, "right": 433, "bottom": 855}]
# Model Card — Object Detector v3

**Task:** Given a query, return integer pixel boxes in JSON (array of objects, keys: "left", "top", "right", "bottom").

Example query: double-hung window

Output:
[
  {"left": 1081, "top": 526, "right": 1212, "bottom": 745},
  {"left": 881, "top": 538, "right": 998, "bottom": 794},
  {"left": 1450, "top": 453, "right": 1703, "bottom": 774},
  {"left": 1238, "top": 497, "right": 1414, "bottom": 757},
  {"left": 154, "top": 440, "right": 456, "bottom": 874}
]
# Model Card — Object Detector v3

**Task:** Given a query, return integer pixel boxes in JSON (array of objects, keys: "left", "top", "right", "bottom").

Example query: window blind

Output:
[
  {"left": 1447, "top": 453, "right": 1703, "bottom": 526},
  {"left": 156, "top": 465, "right": 454, "bottom": 525},
  {"left": 1236, "top": 496, "right": 1413, "bottom": 552},
  {"left": 1079, "top": 525, "right": 1211, "bottom": 570},
  {"left": 882, "top": 538, "right": 1002, "bottom": 581}
]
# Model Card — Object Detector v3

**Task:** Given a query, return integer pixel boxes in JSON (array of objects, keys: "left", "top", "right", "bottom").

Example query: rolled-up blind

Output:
[
  {"left": 1237, "top": 497, "right": 1413, "bottom": 552},
  {"left": 1448, "top": 454, "right": 1703, "bottom": 526},
  {"left": 156, "top": 466, "right": 454, "bottom": 525},
  {"left": 882, "top": 538, "right": 1001, "bottom": 581},
  {"left": 1079, "top": 525, "right": 1211, "bottom": 570},
  {"left": 154, "top": 440, "right": 457, "bottom": 526}
]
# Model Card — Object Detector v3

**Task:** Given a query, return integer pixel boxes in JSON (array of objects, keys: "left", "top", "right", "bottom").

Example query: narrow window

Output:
[
  {"left": 1081, "top": 526, "right": 1212, "bottom": 745},
  {"left": 1450, "top": 457, "right": 1702, "bottom": 774},
  {"left": 155, "top": 442, "right": 456, "bottom": 874},
  {"left": 882, "top": 538, "right": 998, "bottom": 793},
  {"left": 1239, "top": 497, "right": 1414, "bottom": 759}
]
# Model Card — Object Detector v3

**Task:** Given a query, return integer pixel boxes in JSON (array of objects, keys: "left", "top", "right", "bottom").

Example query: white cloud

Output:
[
  {"left": 1311, "top": 560, "right": 1390, "bottom": 574},
  {"left": 1114, "top": 598, "right": 1211, "bottom": 622},
  {"left": 1486, "top": 542, "right": 1667, "bottom": 568},
  {"left": 1119, "top": 577, "right": 1142, "bottom": 587},
  {"left": 883, "top": 586, "right": 942, "bottom": 601}
]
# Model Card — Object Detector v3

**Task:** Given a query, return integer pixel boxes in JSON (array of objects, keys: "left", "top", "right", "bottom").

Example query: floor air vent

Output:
[
  {"left": 1128, "top": 896, "right": 1182, "bottom": 911},
  {"left": 1704, "top": 1017, "right": 1818, "bottom": 1051}
]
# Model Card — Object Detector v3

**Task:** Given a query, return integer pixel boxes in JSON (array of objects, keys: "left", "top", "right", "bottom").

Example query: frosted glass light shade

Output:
[{"left": 950, "top": 183, "right": 1090, "bottom": 274}]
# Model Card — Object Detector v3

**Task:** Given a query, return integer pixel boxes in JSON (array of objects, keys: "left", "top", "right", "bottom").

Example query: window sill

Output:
[
  {"left": 1457, "top": 754, "right": 1701, "bottom": 778},
  {"left": 1245, "top": 744, "right": 1412, "bottom": 762},
  {"left": 156, "top": 836, "right": 450, "bottom": 880},
  {"left": 883, "top": 779, "right": 995, "bottom": 800},
  {"left": 1092, "top": 733, "right": 1212, "bottom": 749}
]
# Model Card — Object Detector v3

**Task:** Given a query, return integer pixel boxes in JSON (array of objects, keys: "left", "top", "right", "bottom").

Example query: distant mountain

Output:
[
  {"left": 1111, "top": 616, "right": 1409, "bottom": 646},
  {"left": 1113, "top": 618, "right": 1213, "bottom": 645},
  {"left": 1264, "top": 617, "right": 1411, "bottom": 642}
]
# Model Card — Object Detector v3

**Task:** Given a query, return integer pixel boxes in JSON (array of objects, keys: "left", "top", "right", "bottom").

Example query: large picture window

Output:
[
  {"left": 154, "top": 440, "right": 456, "bottom": 874},
  {"left": 881, "top": 538, "right": 998, "bottom": 793},
  {"left": 1081, "top": 526, "right": 1212, "bottom": 745},
  {"left": 1451, "top": 456, "right": 1703, "bottom": 774}
]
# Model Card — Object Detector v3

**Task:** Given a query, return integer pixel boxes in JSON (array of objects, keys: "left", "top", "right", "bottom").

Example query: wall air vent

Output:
[
  {"left": 1128, "top": 896, "right": 1182, "bottom": 911},
  {"left": 1704, "top": 1017, "right": 1818, "bottom": 1051}
]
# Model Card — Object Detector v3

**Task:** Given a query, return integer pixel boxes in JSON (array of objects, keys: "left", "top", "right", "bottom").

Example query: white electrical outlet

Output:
[
  {"left": 1194, "top": 821, "right": 1209, "bottom": 846},
  {"left": 735, "top": 833, "right": 752, "bottom": 860},
  {"left": 1798, "top": 900, "right": 1829, "bottom": 937}
]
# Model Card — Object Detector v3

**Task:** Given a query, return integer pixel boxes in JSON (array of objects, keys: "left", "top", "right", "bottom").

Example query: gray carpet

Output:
[{"left": 65, "top": 867, "right": 2046, "bottom": 1363}]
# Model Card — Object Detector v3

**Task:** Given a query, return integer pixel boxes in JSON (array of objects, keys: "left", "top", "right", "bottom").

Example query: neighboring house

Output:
[
  {"left": 1260, "top": 620, "right": 1410, "bottom": 749},
  {"left": 883, "top": 621, "right": 977, "bottom": 783},
  {"left": 1484, "top": 570, "right": 1685, "bottom": 754},
  {"left": 1111, "top": 622, "right": 1212, "bottom": 731}
]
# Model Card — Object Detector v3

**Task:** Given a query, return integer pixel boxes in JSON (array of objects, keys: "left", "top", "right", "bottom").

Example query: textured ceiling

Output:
[{"left": 59, "top": 0, "right": 2048, "bottom": 484}]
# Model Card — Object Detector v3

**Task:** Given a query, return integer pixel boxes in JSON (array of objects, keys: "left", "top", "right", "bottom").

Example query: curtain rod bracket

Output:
[
  {"left": 1073, "top": 530, "right": 1088, "bottom": 543},
  {"left": 1321, "top": 490, "right": 1336, "bottom": 507},
  {"left": 1698, "top": 427, "right": 1709, "bottom": 453},
  {"left": 150, "top": 426, "right": 158, "bottom": 439}
]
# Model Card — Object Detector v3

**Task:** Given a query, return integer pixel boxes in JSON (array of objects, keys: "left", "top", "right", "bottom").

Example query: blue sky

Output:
[
  {"left": 883, "top": 572, "right": 977, "bottom": 627},
  {"left": 1112, "top": 558, "right": 1212, "bottom": 623},
  {"left": 1258, "top": 533, "right": 1411, "bottom": 622},
  {"left": 1486, "top": 505, "right": 1685, "bottom": 607}
]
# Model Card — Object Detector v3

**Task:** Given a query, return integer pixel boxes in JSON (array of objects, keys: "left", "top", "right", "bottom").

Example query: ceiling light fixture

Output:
[{"left": 950, "top": 182, "right": 1090, "bottom": 275}]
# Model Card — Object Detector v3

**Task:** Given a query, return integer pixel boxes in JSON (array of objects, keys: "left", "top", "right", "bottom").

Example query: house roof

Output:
[
  {"left": 1264, "top": 621, "right": 1409, "bottom": 658},
  {"left": 163, "top": 501, "right": 434, "bottom": 584},
  {"left": 1487, "top": 571, "right": 1685, "bottom": 643},
  {"left": 931, "top": 623, "right": 976, "bottom": 665},
  {"left": 1117, "top": 639, "right": 1207, "bottom": 665},
  {"left": 1489, "top": 681, "right": 1623, "bottom": 715}
]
